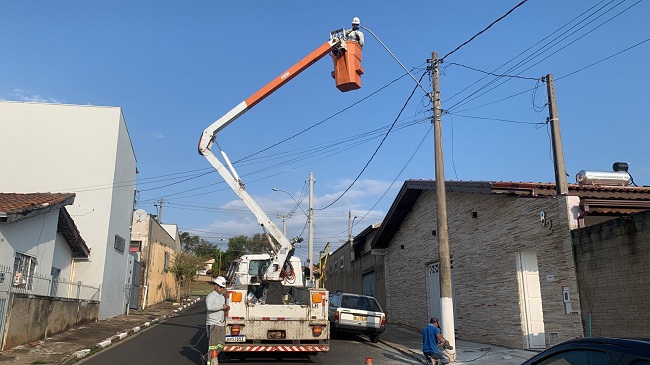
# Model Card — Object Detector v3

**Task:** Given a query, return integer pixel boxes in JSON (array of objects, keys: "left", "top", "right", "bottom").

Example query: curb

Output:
[{"left": 62, "top": 298, "right": 202, "bottom": 364}]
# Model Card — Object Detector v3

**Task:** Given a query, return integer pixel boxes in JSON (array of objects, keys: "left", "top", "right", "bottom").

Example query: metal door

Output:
[
  {"left": 428, "top": 262, "right": 457, "bottom": 331},
  {"left": 0, "top": 265, "right": 12, "bottom": 350},
  {"left": 129, "top": 260, "right": 141, "bottom": 310},
  {"left": 361, "top": 271, "right": 375, "bottom": 297},
  {"left": 517, "top": 252, "right": 546, "bottom": 349}
]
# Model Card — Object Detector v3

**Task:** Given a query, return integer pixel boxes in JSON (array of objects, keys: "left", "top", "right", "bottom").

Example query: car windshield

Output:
[{"left": 341, "top": 295, "right": 381, "bottom": 312}]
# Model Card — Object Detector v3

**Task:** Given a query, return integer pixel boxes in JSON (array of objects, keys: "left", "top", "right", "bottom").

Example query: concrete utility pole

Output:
[
  {"left": 545, "top": 74, "right": 568, "bottom": 195},
  {"left": 348, "top": 211, "right": 357, "bottom": 261},
  {"left": 308, "top": 172, "right": 315, "bottom": 286},
  {"left": 154, "top": 198, "right": 164, "bottom": 223},
  {"left": 431, "top": 51, "right": 456, "bottom": 360},
  {"left": 277, "top": 212, "right": 292, "bottom": 236}
]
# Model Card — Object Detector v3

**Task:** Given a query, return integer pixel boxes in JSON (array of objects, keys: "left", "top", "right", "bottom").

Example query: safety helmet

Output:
[
  {"left": 352, "top": 17, "right": 360, "bottom": 25},
  {"left": 212, "top": 276, "right": 227, "bottom": 287}
]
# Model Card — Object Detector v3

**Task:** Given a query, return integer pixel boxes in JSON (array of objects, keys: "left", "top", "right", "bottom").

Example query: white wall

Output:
[
  {"left": 0, "top": 101, "right": 137, "bottom": 319},
  {"left": 53, "top": 233, "right": 74, "bottom": 283},
  {"left": 0, "top": 211, "right": 58, "bottom": 273}
]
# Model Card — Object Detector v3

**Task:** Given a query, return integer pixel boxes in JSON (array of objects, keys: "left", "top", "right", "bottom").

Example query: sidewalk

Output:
[
  {"left": 0, "top": 297, "right": 201, "bottom": 365},
  {"left": 379, "top": 324, "right": 538, "bottom": 365}
]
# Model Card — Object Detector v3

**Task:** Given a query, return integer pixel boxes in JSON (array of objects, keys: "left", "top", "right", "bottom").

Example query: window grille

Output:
[{"left": 13, "top": 253, "right": 37, "bottom": 290}]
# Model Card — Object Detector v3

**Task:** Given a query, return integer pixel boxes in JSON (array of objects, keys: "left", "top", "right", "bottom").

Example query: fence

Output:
[{"left": 0, "top": 265, "right": 100, "bottom": 301}]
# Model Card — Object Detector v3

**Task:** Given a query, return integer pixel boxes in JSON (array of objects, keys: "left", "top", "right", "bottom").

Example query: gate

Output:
[
  {"left": 0, "top": 265, "right": 12, "bottom": 349},
  {"left": 129, "top": 260, "right": 141, "bottom": 310}
]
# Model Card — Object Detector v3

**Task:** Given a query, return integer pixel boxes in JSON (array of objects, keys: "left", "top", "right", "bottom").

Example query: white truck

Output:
[{"left": 197, "top": 24, "right": 363, "bottom": 357}]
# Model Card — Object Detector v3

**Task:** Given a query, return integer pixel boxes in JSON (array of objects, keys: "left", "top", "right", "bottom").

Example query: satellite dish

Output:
[{"left": 133, "top": 209, "right": 147, "bottom": 223}]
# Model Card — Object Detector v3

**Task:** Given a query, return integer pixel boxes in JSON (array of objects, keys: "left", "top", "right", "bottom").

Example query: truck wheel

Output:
[{"left": 370, "top": 334, "right": 380, "bottom": 343}]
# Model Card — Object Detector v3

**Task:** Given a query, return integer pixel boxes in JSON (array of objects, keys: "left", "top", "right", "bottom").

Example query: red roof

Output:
[{"left": 0, "top": 193, "right": 76, "bottom": 215}]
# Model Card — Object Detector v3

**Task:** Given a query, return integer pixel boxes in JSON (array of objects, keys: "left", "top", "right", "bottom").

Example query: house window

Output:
[
  {"left": 130, "top": 240, "right": 142, "bottom": 252},
  {"left": 13, "top": 252, "right": 37, "bottom": 289},
  {"left": 114, "top": 234, "right": 126, "bottom": 253},
  {"left": 340, "top": 257, "right": 344, "bottom": 270},
  {"left": 164, "top": 252, "right": 171, "bottom": 272}
]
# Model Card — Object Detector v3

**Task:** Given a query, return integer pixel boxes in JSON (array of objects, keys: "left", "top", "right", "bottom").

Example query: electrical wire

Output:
[
  {"left": 444, "top": 0, "right": 618, "bottom": 111},
  {"left": 556, "top": 37, "right": 650, "bottom": 81},
  {"left": 317, "top": 72, "right": 427, "bottom": 211},
  {"left": 446, "top": 0, "right": 638, "bottom": 113},
  {"left": 444, "top": 62, "right": 539, "bottom": 80},
  {"left": 440, "top": 0, "right": 529, "bottom": 62}
]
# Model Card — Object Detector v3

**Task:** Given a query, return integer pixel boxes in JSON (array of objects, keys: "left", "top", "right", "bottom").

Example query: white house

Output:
[
  {"left": 0, "top": 101, "right": 137, "bottom": 319},
  {"left": 0, "top": 192, "right": 95, "bottom": 350}
]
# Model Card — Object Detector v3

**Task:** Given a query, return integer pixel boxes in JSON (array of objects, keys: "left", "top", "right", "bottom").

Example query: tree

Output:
[
  {"left": 180, "top": 231, "right": 218, "bottom": 258},
  {"left": 168, "top": 251, "right": 204, "bottom": 301}
]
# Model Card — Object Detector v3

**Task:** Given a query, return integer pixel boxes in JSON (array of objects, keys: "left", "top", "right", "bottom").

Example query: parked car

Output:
[
  {"left": 328, "top": 292, "right": 386, "bottom": 343},
  {"left": 520, "top": 337, "right": 650, "bottom": 365}
]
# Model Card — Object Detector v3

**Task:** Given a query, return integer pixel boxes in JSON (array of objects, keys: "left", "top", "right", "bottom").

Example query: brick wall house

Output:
[{"left": 370, "top": 180, "right": 650, "bottom": 350}]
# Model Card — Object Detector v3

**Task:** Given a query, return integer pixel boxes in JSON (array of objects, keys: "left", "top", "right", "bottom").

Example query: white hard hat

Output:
[
  {"left": 212, "top": 276, "right": 226, "bottom": 287},
  {"left": 352, "top": 17, "right": 360, "bottom": 25}
]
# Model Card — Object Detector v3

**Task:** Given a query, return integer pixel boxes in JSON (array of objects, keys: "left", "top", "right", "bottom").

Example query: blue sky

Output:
[{"left": 2, "top": 1, "right": 648, "bottom": 260}]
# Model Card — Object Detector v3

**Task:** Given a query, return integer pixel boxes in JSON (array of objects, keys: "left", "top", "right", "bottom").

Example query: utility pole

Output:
[
  {"left": 277, "top": 212, "right": 292, "bottom": 236},
  {"left": 308, "top": 172, "right": 315, "bottom": 286},
  {"left": 348, "top": 211, "right": 357, "bottom": 261},
  {"left": 154, "top": 198, "right": 164, "bottom": 223},
  {"left": 545, "top": 74, "right": 568, "bottom": 195},
  {"left": 431, "top": 51, "right": 456, "bottom": 360}
]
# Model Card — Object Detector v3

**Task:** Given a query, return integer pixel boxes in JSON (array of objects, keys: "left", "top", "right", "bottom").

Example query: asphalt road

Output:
[{"left": 79, "top": 304, "right": 418, "bottom": 365}]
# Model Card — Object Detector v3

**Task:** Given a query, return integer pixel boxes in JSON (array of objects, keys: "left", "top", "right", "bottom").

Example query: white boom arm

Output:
[{"left": 198, "top": 30, "right": 348, "bottom": 282}]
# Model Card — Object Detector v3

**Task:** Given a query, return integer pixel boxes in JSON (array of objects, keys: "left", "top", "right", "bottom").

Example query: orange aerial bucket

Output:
[{"left": 331, "top": 41, "right": 364, "bottom": 92}]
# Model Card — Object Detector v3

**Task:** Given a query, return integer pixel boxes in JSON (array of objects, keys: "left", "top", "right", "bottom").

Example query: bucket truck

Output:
[{"left": 198, "top": 25, "right": 363, "bottom": 357}]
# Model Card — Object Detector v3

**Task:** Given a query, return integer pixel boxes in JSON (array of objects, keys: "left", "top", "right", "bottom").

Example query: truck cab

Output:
[{"left": 226, "top": 254, "right": 304, "bottom": 288}]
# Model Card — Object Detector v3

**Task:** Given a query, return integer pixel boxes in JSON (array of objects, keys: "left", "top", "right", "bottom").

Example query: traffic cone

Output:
[
  {"left": 210, "top": 349, "right": 218, "bottom": 365},
  {"left": 364, "top": 357, "right": 373, "bottom": 365}
]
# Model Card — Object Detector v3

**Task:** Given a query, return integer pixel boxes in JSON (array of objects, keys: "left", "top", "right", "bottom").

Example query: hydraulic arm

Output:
[{"left": 198, "top": 28, "right": 362, "bottom": 282}]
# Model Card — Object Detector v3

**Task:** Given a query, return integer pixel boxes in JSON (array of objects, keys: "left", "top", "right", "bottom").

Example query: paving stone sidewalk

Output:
[{"left": 0, "top": 297, "right": 201, "bottom": 365}]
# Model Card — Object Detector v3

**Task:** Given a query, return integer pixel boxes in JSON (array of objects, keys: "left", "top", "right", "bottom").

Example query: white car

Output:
[{"left": 328, "top": 292, "right": 386, "bottom": 343}]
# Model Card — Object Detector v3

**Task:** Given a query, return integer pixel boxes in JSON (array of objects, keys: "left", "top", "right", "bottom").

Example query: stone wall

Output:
[
  {"left": 2, "top": 294, "right": 99, "bottom": 350},
  {"left": 572, "top": 209, "right": 650, "bottom": 338},
  {"left": 385, "top": 191, "right": 584, "bottom": 349}
]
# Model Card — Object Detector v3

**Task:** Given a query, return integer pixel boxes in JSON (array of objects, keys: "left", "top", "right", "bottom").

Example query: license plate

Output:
[
  {"left": 225, "top": 335, "right": 246, "bottom": 343},
  {"left": 353, "top": 315, "right": 367, "bottom": 321}
]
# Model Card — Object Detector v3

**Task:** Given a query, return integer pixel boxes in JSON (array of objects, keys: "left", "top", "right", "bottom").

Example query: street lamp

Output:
[{"left": 272, "top": 188, "right": 306, "bottom": 214}]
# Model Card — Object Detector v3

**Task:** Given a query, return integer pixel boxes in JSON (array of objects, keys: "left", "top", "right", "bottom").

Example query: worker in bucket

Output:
[
  {"left": 205, "top": 276, "right": 230, "bottom": 364},
  {"left": 422, "top": 317, "right": 451, "bottom": 364},
  {"left": 346, "top": 17, "right": 364, "bottom": 47}
]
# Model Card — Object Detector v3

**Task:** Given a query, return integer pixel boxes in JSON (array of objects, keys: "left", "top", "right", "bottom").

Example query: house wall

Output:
[
  {"left": 327, "top": 242, "right": 353, "bottom": 293},
  {"left": 326, "top": 231, "right": 386, "bottom": 311},
  {"left": 53, "top": 233, "right": 74, "bottom": 283},
  {"left": 0, "top": 101, "right": 137, "bottom": 319},
  {"left": 2, "top": 294, "right": 98, "bottom": 351},
  {"left": 572, "top": 209, "right": 650, "bottom": 339},
  {"left": 132, "top": 216, "right": 179, "bottom": 307},
  {"left": 0, "top": 211, "right": 59, "bottom": 274},
  {"left": 385, "top": 191, "right": 583, "bottom": 349}
]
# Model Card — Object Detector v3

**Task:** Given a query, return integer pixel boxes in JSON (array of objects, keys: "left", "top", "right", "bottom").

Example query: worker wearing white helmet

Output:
[
  {"left": 346, "top": 16, "right": 364, "bottom": 48},
  {"left": 205, "top": 276, "right": 229, "bottom": 363}
]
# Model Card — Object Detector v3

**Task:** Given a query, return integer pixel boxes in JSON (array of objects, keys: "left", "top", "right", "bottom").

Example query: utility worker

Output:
[
  {"left": 422, "top": 317, "right": 451, "bottom": 364},
  {"left": 205, "top": 276, "right": 230, "bottom": 364},
  {"left": 346, "top": 17, "right": 364, "bottom": 48}
]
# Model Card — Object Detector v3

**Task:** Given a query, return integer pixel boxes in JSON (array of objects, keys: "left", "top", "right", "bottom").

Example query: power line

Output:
[
  {"left": 444, "top": 62, "right": 539, "bottom": 80},
  {"left": 556, "top": 37, "right": 649, "bottom": 81},
  {"left": 317, "top": 72, "right": 427, "bottom": 211},
  {"left": 444, "top": 112, "right": 545, "bottom": 126},
  {"left": 441, "top": 0, "right": 529, "bottom": 62},
  {"left": 446, "top": 0, "right": 638, "bottom": 113}
]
